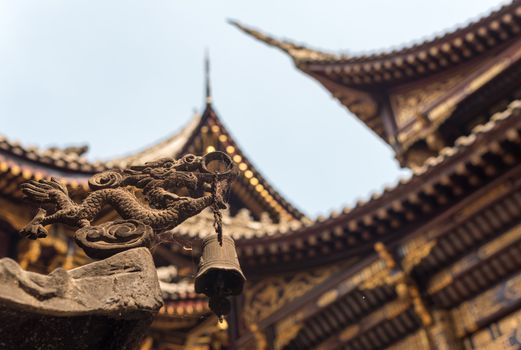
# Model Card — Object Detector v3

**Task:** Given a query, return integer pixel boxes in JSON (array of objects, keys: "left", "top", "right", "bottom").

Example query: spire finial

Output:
[{"left": 205, "top": 50, "right": 212, "bottom": 105}]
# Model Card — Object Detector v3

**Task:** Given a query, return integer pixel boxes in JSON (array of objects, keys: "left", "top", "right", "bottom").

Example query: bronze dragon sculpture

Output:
[{"left": 19, "top": 152, "right": 236, "bottom": 258}]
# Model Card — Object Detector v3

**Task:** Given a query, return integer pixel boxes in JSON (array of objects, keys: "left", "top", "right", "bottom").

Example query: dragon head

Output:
[{"left": 121, "top": 152, "right": 236, "bottom": 200}]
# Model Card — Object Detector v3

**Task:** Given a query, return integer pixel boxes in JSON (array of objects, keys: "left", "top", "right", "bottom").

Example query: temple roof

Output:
[
  {"left": 231, "top": 1, "right": 521, "bottom": 143},
  {"left": 1, "top": 98, "right": 519, "bottom": 256},
  {"left": 0, "top": 101, "right": 305, "bottom": 223},
  {"left": 217, "top": 99, "right": 521, "bottom": 271},
  {"left": 230, "top": 1, "right": 521, "bottom": 86}
]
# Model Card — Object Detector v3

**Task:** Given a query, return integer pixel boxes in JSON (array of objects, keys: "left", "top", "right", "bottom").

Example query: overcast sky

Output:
[{"left": 0, "top": 0, "right": 505, "bottom": 217}]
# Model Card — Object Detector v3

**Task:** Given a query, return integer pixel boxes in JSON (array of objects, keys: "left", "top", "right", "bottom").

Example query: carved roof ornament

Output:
[{"left": 18, "top": 151, "right": 246, "bottom": 319}]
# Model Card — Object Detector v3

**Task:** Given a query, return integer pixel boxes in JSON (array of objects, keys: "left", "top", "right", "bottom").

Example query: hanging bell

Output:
[{"left": 195, "top": 233, "right": 246, "bottom": 319}]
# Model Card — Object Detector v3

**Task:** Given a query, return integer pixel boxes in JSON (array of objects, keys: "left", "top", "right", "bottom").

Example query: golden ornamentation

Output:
[
  {"left": 400, "top": 238, "right": 437, "bottom": 273},
  {"left": 249, "top": 324, "right": 268, "bottom": 350},
  {"left": 428, "top": 58, "right": 512, "bottom": 136},
  {"left": 356, "top": 260, "right": 389, "bottom": 289},
  {"left": 333, "top": 85, "right": 379, "bottom": 121},
  {"left": 339, "top": 324, "right": 360, "bottom": 342},
  {"left": 139, "top": 337, "right": 153, "bottom": 350},
  {"left": 464, "top": 58, "right": 510, "bottom": 96},
  {"left": 395, "top": 56, "right": 512, "bottom": 154},
  {"left": 478, "top": 223, "right": 521, "bottom": 259},
  {"left": 317, "top": 290, "right": 338, "bottom": 307},
  {"left": 390, "top": 73, "right": 464, "bottom": 128},
  {"left": 17, "top": 233, "right": 69, "bottom": 271},
  {"left": 367, "top": 242, "right": 433, "bottom": 326},
  {"left": 427, "top": 271, "right": 453, "bottom": 295},
  {"left": 374, "top": 241, "right": 396, "bottom": 269},
  {"left": 184, "top": 316, "right": 229, "bottom": 350},
  {"left": 243, "top": 265, "right": 338, "bottom": 327},
  {"left": 274, "top": 313, "right": 304, "bottom": 350},
  {"left": 17, "top": 239, "right": 42, "bottom": 270},
  {"left": 428, "top": 223, "right": 521, "bottom": 294},
  {"left": 465, "top": 307, "right": 521, "bottom": 349},
  {"left": 453, "top": 270, "right": 521, "bottom": 337},
  {"left": 427, "top": 95, "right": 460, "bottom": 124}
]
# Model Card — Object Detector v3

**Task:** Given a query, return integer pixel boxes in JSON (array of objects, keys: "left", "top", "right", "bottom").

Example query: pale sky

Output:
[{"left": 0, "top": 0, "right": 505, "bottom": 217}]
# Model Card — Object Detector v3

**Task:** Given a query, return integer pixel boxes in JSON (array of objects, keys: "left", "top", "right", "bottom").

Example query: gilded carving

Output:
[
  {"left": 428, "top": 59, "right": 511, "bottom": 138},
  {"left": 400, "top": 237, "right": 437, "bottom": 273},
  {"left": 317, "top": 289, "right": 338, "bottom": 307},
  {"left": 339, "top": 324, "right": 360, "bottom": 343},
  {"left": 428, "top": 223, "right": 521, "bottom": 294},
  {"left": 243, "top": 265, "right": 338, "bottom": 327},
  {"left": 352, "top": 260, "right": 388, "bottom": 289},
  {"left": 463, "top": 59, "right": 510, "bottom": 97},
  {"left": 453, "top": 271, "right": 521, "bottom": 337},
  {"left": 249, "top": 324, "right": 268, "bottom": 350},
  {"left": 427, "top": 95, "right": 460, "bottom": 125},
  {"left": 368, "top": 242, "right": 432, "bottom": 326},
  {"left": 464, "top": 307, "right": 521, "bottom": 349},
  {"left": 390, "top": 73, "right": 464, "bottom": 128},
  {"left": 184, "top": 316, "right": 229, "bottom": 350},
  {"left": 274, "top": 313, "right": 304, "bottom": 350},
  {"left": 333, "top": 85, "right": 379, "bottom": 121}
]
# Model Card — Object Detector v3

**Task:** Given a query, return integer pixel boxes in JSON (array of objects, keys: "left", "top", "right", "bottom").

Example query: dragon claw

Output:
[
  {"left": 20, "top": 208, "right": 48, "bottom": 239},
  {"left": 20, "top": 223, "right": 48, "bottom": 240}
]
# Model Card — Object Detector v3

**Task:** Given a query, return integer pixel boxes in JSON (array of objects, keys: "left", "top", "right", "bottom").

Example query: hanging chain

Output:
[{"left": 211, "top": 175, "right": 224, "bottom": 246}]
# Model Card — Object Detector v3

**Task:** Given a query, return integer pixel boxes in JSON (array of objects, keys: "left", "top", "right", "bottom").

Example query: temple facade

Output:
[{"left": 1, "top": 1, "right": 521, "bottom": 349}]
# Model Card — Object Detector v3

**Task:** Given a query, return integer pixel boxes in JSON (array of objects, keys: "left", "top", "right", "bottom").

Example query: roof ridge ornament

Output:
[
  {"left": 228, "top": 19, "right": 338, "bottom": 63},
  {"left": 205, "top": 49, "right": 212, "bottom": 105}
]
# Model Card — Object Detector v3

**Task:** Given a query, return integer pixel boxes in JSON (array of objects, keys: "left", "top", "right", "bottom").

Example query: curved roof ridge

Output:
[
  {"left": 344, "top": 0, "right": 513, "bottom": 60},
  {"left": 232, "top": 1, "right": 518, "bottom": 64},
  {"left": 228, "top": 19, "right": 339, "bottom": 62},
  {"left": 0, "top": 113, "right": 202, "bottom": 175},
  {"left": 226, "top": 98, "right": 521, "bottom": 248},
  {"left": 314, "top": 98, "right": 521, "bottom": 225}
]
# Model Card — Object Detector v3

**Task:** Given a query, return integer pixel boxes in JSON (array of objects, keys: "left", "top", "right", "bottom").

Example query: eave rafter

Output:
[
  {"left": 413, "top": 169, "right": 521, "bottom": 284},
  {"left": 427, "top": 222, "right": 521, "bottom": 308},
  {"left": 246, "top": 242, "right": 433, "bottom": 349},
  {"left": 452, "top": 270, "right": 521, "bottom": 338}
]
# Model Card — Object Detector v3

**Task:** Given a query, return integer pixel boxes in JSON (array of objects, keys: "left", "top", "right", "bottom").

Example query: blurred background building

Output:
[{"left": 1, "top": 1, "right": 521, "bottom": 349}]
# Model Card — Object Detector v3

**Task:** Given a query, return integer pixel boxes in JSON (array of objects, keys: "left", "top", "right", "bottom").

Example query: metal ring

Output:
[{"left": 201, "top": 151, "right": 234, "bottom": 175}]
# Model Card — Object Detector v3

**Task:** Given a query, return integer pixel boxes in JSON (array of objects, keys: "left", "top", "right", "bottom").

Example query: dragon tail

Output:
[{"left": 20, "top": 177, "right": 73, "bottom": 209}]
